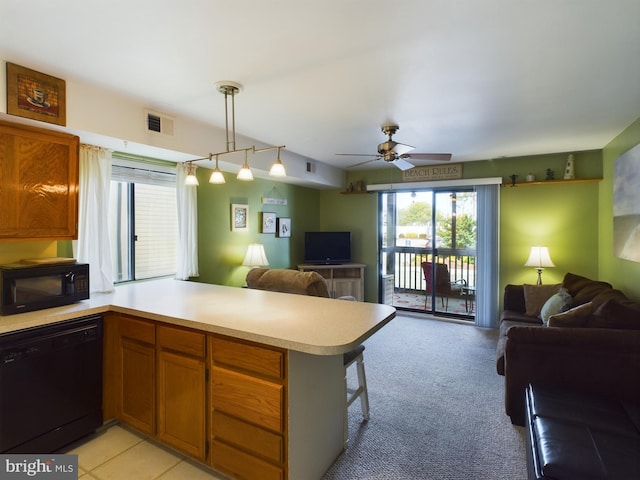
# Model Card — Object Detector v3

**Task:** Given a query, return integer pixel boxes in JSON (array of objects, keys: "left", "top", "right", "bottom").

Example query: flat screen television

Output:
[{"left": 304, "top": 231, "right": 352, "bottom": 264}]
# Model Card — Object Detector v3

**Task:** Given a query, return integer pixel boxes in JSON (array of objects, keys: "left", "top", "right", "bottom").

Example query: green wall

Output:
[
  {"left": 191, "top": 127, "right": 639, "bottom": 305},
  {"left": 194, "top": 170, "right": 321, "bottom": 287},
  {"left": 599, "top": 117, "right": 640, "bottom": 301},
  {"left": 340, "top": 149, "right": 608, "bottom": 303}
]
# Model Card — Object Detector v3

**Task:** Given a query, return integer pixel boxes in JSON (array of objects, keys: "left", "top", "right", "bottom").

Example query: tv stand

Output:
[{"left": 297, "top": 263, "right": 365, "bottom": 301}]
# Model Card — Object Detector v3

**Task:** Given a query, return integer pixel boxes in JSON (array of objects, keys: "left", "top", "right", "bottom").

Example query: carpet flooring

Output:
[{"left": 322, "top": 313, "right": 527, "bottom": 480}]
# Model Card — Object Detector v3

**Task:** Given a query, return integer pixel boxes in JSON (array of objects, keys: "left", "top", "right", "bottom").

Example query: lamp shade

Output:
[
  {"left": 524, "top": 246, "right": 555, "bottom": 268},
  {"left": 242, "top": 244, "right": 269, "bottom": 267},
  {"left": 269, "top": 158, "right": 286, "bottom": 177}
]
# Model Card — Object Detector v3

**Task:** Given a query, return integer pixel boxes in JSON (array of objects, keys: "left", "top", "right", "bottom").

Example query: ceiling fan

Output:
[{"left": 336, "top": 124, "right": 452, "bottom": 170}]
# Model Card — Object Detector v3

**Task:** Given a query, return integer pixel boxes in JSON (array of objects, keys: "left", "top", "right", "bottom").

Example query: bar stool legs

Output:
[{"left": 343, "top": 345, "right": 369, "bottom": 448}]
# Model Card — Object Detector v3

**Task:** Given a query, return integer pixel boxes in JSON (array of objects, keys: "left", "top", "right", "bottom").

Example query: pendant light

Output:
[
  {"left": 208, "top": 154, "right": 225, "bottom": 184},
  {"left": 183, "top": 81, "right": 286, "bottom": 185},
  {"left": 268, "top": 147, "right": 286, "bottom": 177},
  {"left": 237, "top": 150, "right": 254, "bottom": 181},
  {"left": 184, "top": 162, "right": 199, "bottom": 186}
]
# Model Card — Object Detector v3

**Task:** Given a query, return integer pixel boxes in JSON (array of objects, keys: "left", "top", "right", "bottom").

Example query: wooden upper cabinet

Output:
[{"left": 0, "top": 120, "right": 80, "bottom": 240}]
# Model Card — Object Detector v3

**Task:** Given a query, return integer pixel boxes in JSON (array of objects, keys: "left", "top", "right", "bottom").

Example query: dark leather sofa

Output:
[{"left": 525, "top": 383, "right": 640, "bottom": 479}]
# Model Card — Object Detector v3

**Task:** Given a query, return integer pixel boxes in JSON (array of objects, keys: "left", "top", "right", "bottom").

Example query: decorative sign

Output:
[
  {"left": 262, "top": 197, "right": 287, "bottom": 205},
  {"left": 402, "top": 163, "right": 463, "bottom": 182}
]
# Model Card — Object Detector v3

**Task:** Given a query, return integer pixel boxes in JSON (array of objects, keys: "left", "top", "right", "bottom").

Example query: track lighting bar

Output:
[{"left": 182, "top": 81, "right": 286, "bottom": 185}]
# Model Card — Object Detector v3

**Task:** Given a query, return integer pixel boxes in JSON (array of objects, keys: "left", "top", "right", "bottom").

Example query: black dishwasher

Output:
[{"left": 0, "top": 314, "right": 103, "bottom": 453}]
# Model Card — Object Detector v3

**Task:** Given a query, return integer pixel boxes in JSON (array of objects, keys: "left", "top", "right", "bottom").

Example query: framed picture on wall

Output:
[
  {"left": 231, "top": 204, "right": 249, "bottom": 232},
  {"left": 277, "top": 217, "right": 291, "bottom": 237},
  {"left": 6, "top": 62, "right": 67, "bottom": 126},
  {"left": 261, "top": 212, "right": 277, "bottom": 234}
]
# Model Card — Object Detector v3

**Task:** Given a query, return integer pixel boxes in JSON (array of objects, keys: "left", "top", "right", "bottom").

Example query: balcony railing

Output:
[{"left": 389, "top": 246, "right": 476, "bottom": 293}]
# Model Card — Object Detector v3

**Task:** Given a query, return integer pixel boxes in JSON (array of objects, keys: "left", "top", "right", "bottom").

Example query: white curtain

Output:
[
  {"left": 176, "top": 163, "right": 199, "bottom": 280},
  {"left": 74, "top": 145, "right": 114, "bottom": 292},
  {"left": 475, "top": 184, "right": 500, "bottom": 328}
]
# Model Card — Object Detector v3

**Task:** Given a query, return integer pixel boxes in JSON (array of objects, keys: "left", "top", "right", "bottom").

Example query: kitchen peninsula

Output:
[{"left": 0, "top": 278, "right": 396, "bottom": 480}]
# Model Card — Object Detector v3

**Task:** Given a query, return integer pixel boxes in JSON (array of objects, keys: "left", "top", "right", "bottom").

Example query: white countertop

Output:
[{"left": 0, "top": 278, "right": 396, "bottom": 355}]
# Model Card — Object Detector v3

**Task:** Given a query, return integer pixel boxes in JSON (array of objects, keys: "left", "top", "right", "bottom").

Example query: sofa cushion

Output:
[
  {"left": 548, "top": 302, "right": 594, "bottom": 328},
  {"left": 524, "top": 284, "right": 561, "bottom": 318},
  {"left": 246, "top": 268, "right": 330, "bottom": 297},
  {"left": 496, "top": 319, "right": 543, "bottom": 375},
  {"left": 561, "top": 272, "right": 615, "bottom": 306},
  {"left": 503, "top": 284, "right": 526, "bottom": 313},
  {"left": 587, "top": 299, "right": 640, "bottom": 330},
  {"left": 540, "top": 288, "right": 572, "bottom": 325}
]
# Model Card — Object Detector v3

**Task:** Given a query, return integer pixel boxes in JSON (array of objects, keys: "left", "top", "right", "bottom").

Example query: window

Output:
[{"left": 109, "top": 159, "right": 177, "bottom": 282}]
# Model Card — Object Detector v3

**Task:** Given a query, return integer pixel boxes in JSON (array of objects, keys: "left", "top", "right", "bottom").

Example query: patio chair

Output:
[{"left": 421, "top": 261, "right": 467, "bottom": 312}]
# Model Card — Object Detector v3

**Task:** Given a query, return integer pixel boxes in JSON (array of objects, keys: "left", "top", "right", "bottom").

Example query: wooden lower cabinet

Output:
[
  {"left": 209, "top": 335, "right": 288, "bottom": 480},
  {"left": 105, "top": 315, "right": 289, "bottom": 479},
  {"left": 156, "top": 325, "right": 207, "bottom": 460},
  {"left": 117, "top": 315, "right": 156, "bottom": 435}
]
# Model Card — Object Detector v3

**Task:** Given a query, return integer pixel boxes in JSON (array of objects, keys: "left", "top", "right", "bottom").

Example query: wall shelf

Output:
[{"left": 507, "top": 178, "right": 602, "bottom": 187}]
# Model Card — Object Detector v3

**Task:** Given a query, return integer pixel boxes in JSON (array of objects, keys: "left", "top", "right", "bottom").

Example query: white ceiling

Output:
[{"left": 1, "top": 0, "right": 639, "bottom": 170}]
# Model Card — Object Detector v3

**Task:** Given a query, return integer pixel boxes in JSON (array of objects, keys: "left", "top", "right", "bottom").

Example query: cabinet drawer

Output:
[
  {"left": 211, "top": 440, "right": 283, "bottom": 480},
  {"left": 212, "top": 411, "right": 283, "bottom": 464},
  {"left": 211, "top": 336, "right": 284, "bottom": 379},
  {"left": 119, "top": 316, "right": 155, "bottom": 344},
  {"left": 157, "top": 325, "right": 205, "bottom": 358},
  {"left": 211, "top": 367, "right": 283, "bottom": 432}
]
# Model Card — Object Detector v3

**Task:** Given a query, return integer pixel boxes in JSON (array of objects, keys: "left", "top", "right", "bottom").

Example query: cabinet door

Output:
[
  {"left": 333, "top": 278, "right": 362, "bottom": 300},
  {"left": 157, "top": 349, "right": 206, "bottom": 460},
  {"left": 119, "top": 338, "right": 155, "bottom": 434},
  {"left": 0, "top": 120, "right": 79, "bottom": 240}
]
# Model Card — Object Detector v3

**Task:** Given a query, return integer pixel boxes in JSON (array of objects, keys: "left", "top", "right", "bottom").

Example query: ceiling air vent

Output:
[{"left": 145, "top": 111, "right": 174, "bottom": 136}]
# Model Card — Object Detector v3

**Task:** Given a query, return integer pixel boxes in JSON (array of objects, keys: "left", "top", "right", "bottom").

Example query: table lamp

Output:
[
  {"left": 242, "top": 244, "right": 269, "bottom": 268},
  {"left": 524, "top": 246, "right": 555, "bottom": 285}
]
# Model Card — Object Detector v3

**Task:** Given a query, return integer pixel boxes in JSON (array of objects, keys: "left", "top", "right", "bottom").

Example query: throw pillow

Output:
[
  {"left": 523, "top": 284, "right": 561, "bottom": 318},
  {"left": 548, "top": 302, "right": 594, "bottom": 327},
  {"left": 586, "top": 299, "right": 640, "bottom": 330},
  {"left": 540, "top": 287, "right": 572, "bottom": 324}
]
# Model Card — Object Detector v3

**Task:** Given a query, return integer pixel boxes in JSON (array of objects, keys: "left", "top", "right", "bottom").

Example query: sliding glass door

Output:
[{"left": 380, "top": 189, "right": 477, "bottom": 319}]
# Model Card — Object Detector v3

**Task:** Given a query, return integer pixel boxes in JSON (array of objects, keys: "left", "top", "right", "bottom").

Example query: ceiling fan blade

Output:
[
  {"left": 403, "top": 153, "right": 453, "bottom": 162},
  {"left": 391, "top": 142, "right": 415, "bottom": 156},
  {"left": 347, "top": 157, "right": 380, "bottom": 168},
  {"left": 392, "top": 157, "right": 415, "bottom": 171},
  {"left": 336, "top": 153, "right": 379, "bottom": 157}
]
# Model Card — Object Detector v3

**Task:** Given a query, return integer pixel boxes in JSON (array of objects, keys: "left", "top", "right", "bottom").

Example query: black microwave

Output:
[{"left": 0, "top": 262, "right": 90, "bottom": 315}]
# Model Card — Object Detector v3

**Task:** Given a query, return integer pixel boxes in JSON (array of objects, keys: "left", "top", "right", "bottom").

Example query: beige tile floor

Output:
[{"left": 66, "top": 424, "right": 227, "bottom": 480}]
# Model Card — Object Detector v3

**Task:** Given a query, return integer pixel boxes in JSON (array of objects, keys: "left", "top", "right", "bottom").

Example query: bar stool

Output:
[{"left": 343, "top": 344, "right": 369, "bottom": 447}]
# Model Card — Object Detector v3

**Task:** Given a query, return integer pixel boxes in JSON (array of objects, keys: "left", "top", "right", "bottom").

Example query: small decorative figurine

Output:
[
  {"left": 564, "top": 154, "right": 575, "bottom": 180},
  {"left": 526, "top": 172, "right": 535, "bottom": 182},
  {"left": 509, "top": 174, "right": 518, "bottom": 187},
  {"left": 545, "top": 169, "right": 555, "bottom": 181}
]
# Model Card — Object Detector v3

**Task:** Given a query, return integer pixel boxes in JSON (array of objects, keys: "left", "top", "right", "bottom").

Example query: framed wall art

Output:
[
  {"left": 277, "top": 217, "right": 291, "bottom": 237},
  {"left": 231, "top": 204, "right": 249, "bottom": 232},
  {"left": 261, "top": 212, "right": 276, "bottom": 234},
  {"left": 6, "top": 62, "right": 66, "bottom": 126},
  {"left": 613, "top": 143, "right": 640, "bottom": 263}
]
